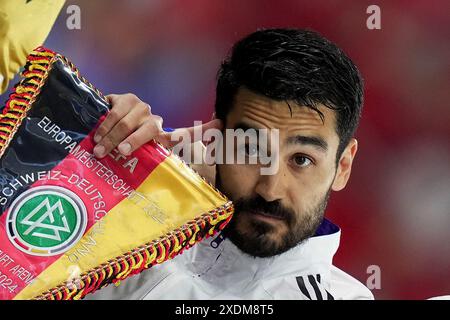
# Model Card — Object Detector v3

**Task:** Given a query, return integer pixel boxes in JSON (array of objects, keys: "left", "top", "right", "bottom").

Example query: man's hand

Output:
[{"left": 93, "top": 94, "right": 222, "bottom": 170}]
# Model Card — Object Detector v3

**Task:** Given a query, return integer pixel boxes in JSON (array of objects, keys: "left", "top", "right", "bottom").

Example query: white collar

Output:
[{"left": 182, "top": 219, "right": 341, "bottom": 282}]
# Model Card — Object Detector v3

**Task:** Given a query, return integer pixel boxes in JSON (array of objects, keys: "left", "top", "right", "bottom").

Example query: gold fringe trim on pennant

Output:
[
  {"left": 0, "top": 47, "right": 57, "bottom": 158},
  {"left": 33, "top": 203, "right": 233, "bottom": 300}
]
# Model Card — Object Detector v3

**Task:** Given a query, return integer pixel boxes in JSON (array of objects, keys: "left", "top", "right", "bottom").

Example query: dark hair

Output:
[{"left": 215, "top": 28, "right": 364, "bottom": 158}]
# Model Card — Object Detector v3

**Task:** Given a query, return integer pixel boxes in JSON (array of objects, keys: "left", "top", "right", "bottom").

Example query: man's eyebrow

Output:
[
  {"left": 234, "top": 122, "right": 328, "bottom": 151},
  {"left": 233, "top": 121, "right": 263, "bottom": 132},
  {"left": 287, "top": 135, "right": 328, "bottom": 152}
]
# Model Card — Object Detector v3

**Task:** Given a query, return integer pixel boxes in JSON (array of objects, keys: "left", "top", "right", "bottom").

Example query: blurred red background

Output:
[{"left": 3, "top": 0, "right": 449, "bottom": 299}]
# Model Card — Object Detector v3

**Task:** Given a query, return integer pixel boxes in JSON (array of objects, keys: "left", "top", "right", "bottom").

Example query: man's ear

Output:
[{"left": 332, "top": 138, "right": 358, "bottom": 191}]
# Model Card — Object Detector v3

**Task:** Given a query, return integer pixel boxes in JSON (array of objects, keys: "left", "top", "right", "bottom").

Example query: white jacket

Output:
[{"left": 87, "top": 219, "right": 374, "bottom": 300}]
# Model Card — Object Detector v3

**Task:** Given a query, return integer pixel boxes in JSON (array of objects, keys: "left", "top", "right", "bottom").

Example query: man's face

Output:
[{"left": 216, "top": 87, "right": 354, "bottom": 257}]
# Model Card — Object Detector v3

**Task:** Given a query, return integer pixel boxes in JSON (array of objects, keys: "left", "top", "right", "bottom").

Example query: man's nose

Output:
[{"left": 254, "top": 164, "right": 288, "bottom": 202}]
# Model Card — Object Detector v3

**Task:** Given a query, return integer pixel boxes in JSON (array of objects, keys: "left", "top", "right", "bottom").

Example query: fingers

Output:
[
  {"left": 95, "top": 94, "right": 144, "bottom": 143},
  {"left": 93, "top": 93, "right": 221, "bottom": 160},
  {"left": 93, "top": 109, "right": 141, "bottom": 157},
  {"left": 115, "top": 115, "right": 164, "bottom": 156},
  {"left": 93, "top": 93, "right": 154, "bottom": 158}
]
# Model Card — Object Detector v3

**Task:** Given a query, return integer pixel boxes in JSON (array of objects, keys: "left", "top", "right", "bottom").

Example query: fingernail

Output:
[
  {"left": 163, "top": 127, "right": 175, "bottom": 132},
  {"left": 93, "top": 145, "right": 105, "bottom": 157},
  {"left": 94, "top": 134, "right": 102, "bottom": 143},
  {"left": 118, "top": 142, "right": 131, "bottom": 155}
]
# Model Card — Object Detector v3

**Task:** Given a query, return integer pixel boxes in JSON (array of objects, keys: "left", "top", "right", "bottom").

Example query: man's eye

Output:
[
  {"left": 238, "top": 143, "right": 258, "bottom": 157},
  {"left": 292, "top": 155, "right": 312, "bottom": 167},
  {"left": 245, "top": 144, "right": 258, "bottom": 157}
]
